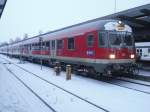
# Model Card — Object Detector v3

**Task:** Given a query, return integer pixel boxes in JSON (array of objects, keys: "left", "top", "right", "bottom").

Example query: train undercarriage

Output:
[{"left": 2, "top": 53, "right": 139, "bottom": 77}]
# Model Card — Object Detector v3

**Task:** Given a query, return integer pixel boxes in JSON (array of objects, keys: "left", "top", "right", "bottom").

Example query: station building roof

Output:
[
  {"left": 101, "top": 3, "right": 150, "bottom": 32},
  {"left": 0, "top": 0, "right": 7, "bottom": 19},
  {"left": 99, "top": 3, "right": 150, "bottom": 42}
]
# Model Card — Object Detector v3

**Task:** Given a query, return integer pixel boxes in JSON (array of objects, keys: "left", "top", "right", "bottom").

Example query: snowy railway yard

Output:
[{"left": 0, "top": 54, "right": 150, "bottom": 112}]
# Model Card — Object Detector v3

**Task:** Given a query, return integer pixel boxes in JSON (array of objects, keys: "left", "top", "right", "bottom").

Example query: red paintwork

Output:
[
  {"left": 8, "top": 22, "right": 135, "bottom": 61},
  {"left": 14, "top": 29, "right": 135, "bottom": 61},
  {"left": 56, "top": 30, "right": 135, "bottom": 60}
]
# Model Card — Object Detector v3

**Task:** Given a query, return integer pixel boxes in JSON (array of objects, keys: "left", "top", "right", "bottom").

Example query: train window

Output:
[
  {"left": 68, "top": 38, "right": 75, "bottom": 50},
  {"left": 124, "top": 35, "right": 133, "bottom": 46},
  {"left": 57, "top": 40, "right": 63, "bottom": 49},
  {"left": 45, "top": 41, "right": 50, "bottom": 50},
  {"left": 137, "top": 49, "right": 139, "bottom": 53},
  {"left": 42, "top": 42, "right": 45, "bottom": 46},
  {"left": 148, "top": 48, "right": 150, "bottom": 53},
  {"left": 52, "top": 40, "right": 55, "bottom": 49},
  {"left": 140, "top": 49, "right": 142, "bottom": 52},
  {"left": 87, "top": 35, "right": 94, "bottom": 47},
  {"left": 140, "top": 49, "right": 142, "bottom": 56},
  {"left": 99, "top": 32, "right": 106, "bottom": 47},
  {"left": 30, "top": 44, "right": 32, "bottom": 50},
  {"left": 46, "top": 41, "right": 50, "bottom": 47},
  {"left": 41, "top": 42, "right": 46, "bottom": 50},
  {"left": 109, "top": 33, "right": 121, "bottom": 46}
]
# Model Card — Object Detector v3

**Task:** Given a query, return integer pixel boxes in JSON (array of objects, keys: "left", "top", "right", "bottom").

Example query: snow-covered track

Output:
[
  {"left": 115, "top": 78, "right": 150, "bottom": 87},
  {"left": 1, "top": 57, "right": 109, "bottom": 112},
  {"left": 99, "top": 77, "right": 150, "bottom": 95},
  {"left": 4, "top": 64, "right": 57, "bottom": 112},
  {"left": 2, "top": 56, "right": 150, "bottom": 96}
]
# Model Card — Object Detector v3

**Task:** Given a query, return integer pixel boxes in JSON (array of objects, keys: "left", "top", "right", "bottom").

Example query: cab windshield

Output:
[{"left": 109, "top": 32, "right": 133, "bottom": 47}]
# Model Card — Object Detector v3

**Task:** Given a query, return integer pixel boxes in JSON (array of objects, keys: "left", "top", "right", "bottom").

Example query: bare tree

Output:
[
  {"left": 39, "top": 30, "right": 43, "bottom": 35},
  {"left": 23, "top": 33, "right": 28, "bottom": 40},
  {"left": 0, "top": 42, "right": 8, "bottom": 46},
  {"left": 9, "top": 38, "right": 14, "bottom": 43},
  {"left": 15, "top": 37, "right": 21, "bottom": 42}
]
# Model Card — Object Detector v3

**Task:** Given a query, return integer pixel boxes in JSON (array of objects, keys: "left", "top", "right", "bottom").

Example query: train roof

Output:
[{"left": 8, "top": 19, "right": 132, "bottom": 46}]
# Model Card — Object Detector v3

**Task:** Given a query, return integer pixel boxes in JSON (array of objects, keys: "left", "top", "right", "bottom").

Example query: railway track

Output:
[
  {"left": 115, "top": 77, "right": 150, "bottom": 87},
  {"left": 76, "top": 71, "right": 150, "bottom": 94},
  {"left": 105, "top": 79, "right": 150, "bottom": 94},
  {"left": 95, "top": 75, "right": 150, "bottom": 95},
  {"left": 2, "top": 55, "right": 150, "bottom": 95},
  {"left": 4, "top": 64, "right": 57, "bottom": 112},
  {"left": 1, "top": 57, "right": 109, "bottom": 112}
]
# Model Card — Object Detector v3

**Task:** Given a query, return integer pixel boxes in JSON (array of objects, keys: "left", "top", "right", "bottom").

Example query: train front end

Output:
[{"left": 102, "top": 21, "right": 137, "bottom": 75}]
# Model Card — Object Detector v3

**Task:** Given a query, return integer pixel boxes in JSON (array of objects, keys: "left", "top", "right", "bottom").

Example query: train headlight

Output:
[
  {"left": 130, "top": 54, "right": 135, "bottom": 59},
  {"left": 109, "top": 54, "right": 116, "bottom": 59}
]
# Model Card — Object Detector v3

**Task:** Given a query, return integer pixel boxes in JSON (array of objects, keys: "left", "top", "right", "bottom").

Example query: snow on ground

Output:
[
  {"left": 0, "top": 55, "right": 150, "bottom": 112},
  {"left": 109, "top": 78, "right": 150, "bottom": 93},
  {"left": 6, "top": 63, "right": 104, "bottom": 112},
  {"left": 0, "top": 59, "right": 54, "bottom": 112},
  {"left": 117, "top": 77, "right": 150, "bottom": 86}
]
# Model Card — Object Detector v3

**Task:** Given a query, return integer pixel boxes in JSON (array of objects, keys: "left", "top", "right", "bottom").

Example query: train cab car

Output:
[{"left": 49, "top": 20, "right": 136, "bottom": 75}]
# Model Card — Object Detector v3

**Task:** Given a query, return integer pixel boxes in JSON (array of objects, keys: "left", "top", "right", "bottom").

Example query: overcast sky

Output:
[{"left": 0, "top": 0, "right": 150, "bottom": 43}]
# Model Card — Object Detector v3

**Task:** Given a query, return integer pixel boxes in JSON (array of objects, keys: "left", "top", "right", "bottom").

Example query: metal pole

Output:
[
  {"left": 20, "top": 44, "right": 22, "bottom": 63},
  {"left": 114, "top": 0, "right": 116, "bottom": 13},
  {"left": 7, "top": 44, "right": 8, "bottom": 57},
  {"left": 40, "top": 37, "right": 43, "bottom": 70}
]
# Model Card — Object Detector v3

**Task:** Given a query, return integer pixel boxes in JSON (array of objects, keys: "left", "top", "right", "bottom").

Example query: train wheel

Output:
[
  {"left": 132, "top": 67, "right": 139, "bottom": 75},
  {"left": 87, "top": 67, "right": 97, "bottom": 78}
]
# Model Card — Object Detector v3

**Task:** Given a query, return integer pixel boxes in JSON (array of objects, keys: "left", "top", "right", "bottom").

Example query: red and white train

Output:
[{"left": 0, "top": 19, "right": 136, "bottom": 76}]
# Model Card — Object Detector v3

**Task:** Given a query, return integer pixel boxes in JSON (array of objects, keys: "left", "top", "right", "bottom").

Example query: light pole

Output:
[
  {"left": 20, "top": 44, "right": 23, "bottom": 63},
  {"left": 7, "top": 43, "right": 8, "bottom": 57},
  {"left": 114, "top": 0, "right": 117, "bottom": 13},
  {"left": 39, "top": 37, "right": 43, "bottom": 70}
]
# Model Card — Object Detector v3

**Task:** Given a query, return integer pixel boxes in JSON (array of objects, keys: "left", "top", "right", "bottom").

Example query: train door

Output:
[
  {"left": 50, "top": 40, "right": 56, "bottom": 58},
  {"left": 86, "top": 33, "right": 96, "bottom": 58}
]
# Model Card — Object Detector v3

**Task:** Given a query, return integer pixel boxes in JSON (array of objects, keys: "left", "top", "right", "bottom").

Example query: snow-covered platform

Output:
[
  {"left": 0, "top": 58, "right": 54, "bottom": 112},
  {"left": 0, "top": 54, "right": 150, "bottom": 112}
]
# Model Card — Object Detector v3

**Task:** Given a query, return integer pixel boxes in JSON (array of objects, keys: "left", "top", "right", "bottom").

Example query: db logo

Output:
[{"left": 87, "top": 50, "right": 95, "bottom": 56}]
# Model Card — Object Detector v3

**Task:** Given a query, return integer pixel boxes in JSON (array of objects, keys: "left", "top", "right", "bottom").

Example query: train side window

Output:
[
  {"left": 136, "top": 49, "right": 139, "bottom": 53},
  {"left": 57, "top": 40, "right": 63, "bottom": 49},
  {"left": 30, "top": 44, "right": 32, "bottom": 50},
  {"left": 140, "top": 49, "right": 142, "bottom": 52},
  {"left": 52, "top": 40, "right": 55, "bottom": 50},
  {"left": 42, "top": 42, "right": 46, "bottom": 50},
  {"left": 87, "top": 35, "right": 95, "bottom": 47},
  {"left": 140, "top": 49, "right": 142, "bottom": 56},
  {"left": 46, "top": 41, "right": 50, "bottom": 50},
  {"left": 99, "top": 32, "right": 106, "bottom": 47},
  {"left": 68, "top": 37, "right": 75, "bottom": 50},
  {"left": 46, "top": 41, "right": 50, "bottom": 47},
  {"left": 148, "top": 48, "right": 150, "bottom": 53}
]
